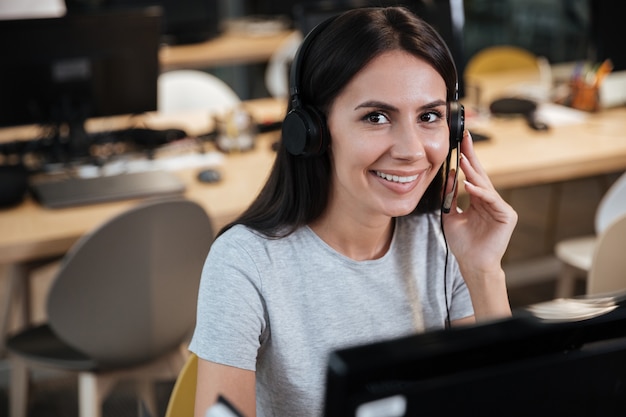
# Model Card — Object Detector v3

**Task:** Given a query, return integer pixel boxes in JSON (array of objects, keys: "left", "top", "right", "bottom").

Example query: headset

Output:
[
  {"left": 281, "top": 16, "right": 337, "bottom": 158},
  {"left": 281, "top": 13, "right": 465, "bottom": 163}
]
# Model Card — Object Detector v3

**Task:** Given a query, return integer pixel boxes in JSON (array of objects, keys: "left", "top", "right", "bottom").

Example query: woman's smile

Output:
[{"left": 374, "top": 170, "right": 420, "bottom": 184}]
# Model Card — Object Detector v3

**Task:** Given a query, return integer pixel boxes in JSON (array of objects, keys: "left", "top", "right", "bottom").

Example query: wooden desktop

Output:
[{"left": 159, "top": 29, "right": 296, "bottom": 71}]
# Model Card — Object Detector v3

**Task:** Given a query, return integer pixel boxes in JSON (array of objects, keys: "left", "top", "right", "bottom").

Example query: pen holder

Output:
[{"left": 568, "top": 81, "right": 600, "bottom": 112}]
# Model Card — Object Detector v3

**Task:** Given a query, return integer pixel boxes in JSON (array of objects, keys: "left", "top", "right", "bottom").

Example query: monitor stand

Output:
[{"left": 37, "top": 118, "right": 95, "bottom": 168}]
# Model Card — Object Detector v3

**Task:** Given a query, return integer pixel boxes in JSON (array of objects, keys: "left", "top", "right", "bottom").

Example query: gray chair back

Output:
[{"left": 46, "top": 198, "right": 214, "bottom": 367}]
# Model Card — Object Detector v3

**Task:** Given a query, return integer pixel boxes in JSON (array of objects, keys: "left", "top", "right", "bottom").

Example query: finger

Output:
[
  {"left": 459, "top": 152, "right": 494, "bottom": 191},
  {"left": 461, "top": 130, "right": 488, "bottom": 176},
  {"left": 464, "top": 180, "right": 514, "bottom": 223}
]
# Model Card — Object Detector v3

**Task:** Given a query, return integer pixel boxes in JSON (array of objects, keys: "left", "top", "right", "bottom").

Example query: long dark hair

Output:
[{"left": 220, "top": 6, "right": 458, "bottom": 238}]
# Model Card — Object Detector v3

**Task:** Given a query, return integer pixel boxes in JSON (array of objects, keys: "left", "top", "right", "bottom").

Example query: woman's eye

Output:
[
  {"left": 420, "top": 111, "right": 443, "bottom": 123},
  {"left": 365, "top": 112, "right": 389, "bottom": 124}
]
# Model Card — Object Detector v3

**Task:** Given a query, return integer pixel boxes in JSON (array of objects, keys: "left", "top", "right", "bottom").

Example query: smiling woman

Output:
[{"left": 189, "top": 6, "right": 517, "bottom": 417}]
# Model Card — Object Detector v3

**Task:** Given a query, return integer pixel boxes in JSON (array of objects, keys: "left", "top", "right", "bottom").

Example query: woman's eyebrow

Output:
[
  {"left": 354, "top": 99, "right": 447, "bottom": 112},
  {"left": 354, "top": 100, "right": 397, "bottom": 112}
]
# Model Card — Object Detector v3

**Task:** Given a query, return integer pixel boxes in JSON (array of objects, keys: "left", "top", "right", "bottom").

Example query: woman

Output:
[{"left": 190, "top": 6, "right": 517, "bottom": 417}]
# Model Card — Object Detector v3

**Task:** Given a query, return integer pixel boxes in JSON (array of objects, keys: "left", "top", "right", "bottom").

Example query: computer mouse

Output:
[{"left": 197, "top": 168, "right": 222, "bottom": 184}]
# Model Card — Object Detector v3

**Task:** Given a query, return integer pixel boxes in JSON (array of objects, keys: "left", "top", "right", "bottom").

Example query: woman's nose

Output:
[{"left": 389, "top": 122, "right": 427, "bottom": 161}]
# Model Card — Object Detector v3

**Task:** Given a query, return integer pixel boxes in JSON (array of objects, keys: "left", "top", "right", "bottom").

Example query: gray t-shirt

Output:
[{"left": 189, "top": 213, "right": 473, "bottom": 417}]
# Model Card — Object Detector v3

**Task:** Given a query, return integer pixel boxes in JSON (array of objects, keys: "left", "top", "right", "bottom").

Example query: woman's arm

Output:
[
  {"left": 443, "top": 130, "right": 518, "bottom": 322},
  {"left": 195, "top": 358, "right": 257, "bottom": 417}
]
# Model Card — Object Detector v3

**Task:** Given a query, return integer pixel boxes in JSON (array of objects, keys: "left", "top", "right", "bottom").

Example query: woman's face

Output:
[{"left": 326, "top": 50, "right": 450, "bottom": 221}]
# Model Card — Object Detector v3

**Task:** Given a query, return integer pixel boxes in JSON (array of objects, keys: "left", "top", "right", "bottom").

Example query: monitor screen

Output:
[
  {"left": 292, "top": 0, "right": 466, "bottom": 97},
  {"left": 589, "top": 0, "right": 626, "bottom": 72},
  {"left": 97, "top": 0, "right": 220, "bottom": 45},
  {"left": 0, "top": 8, "right": 161, "bottom": 158},
  {"left": 324, "top": 308, "right": 626, "bottom": 417}
]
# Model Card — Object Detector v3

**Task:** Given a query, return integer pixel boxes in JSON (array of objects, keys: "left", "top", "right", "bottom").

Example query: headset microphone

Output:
[{"left": 442, "top": 100, "right": 464, "bottom": 213}]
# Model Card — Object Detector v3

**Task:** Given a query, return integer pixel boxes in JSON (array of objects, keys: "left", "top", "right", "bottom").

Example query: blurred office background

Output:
[{"left": 0, "top": 0, "right": 623, "bottom": 415}]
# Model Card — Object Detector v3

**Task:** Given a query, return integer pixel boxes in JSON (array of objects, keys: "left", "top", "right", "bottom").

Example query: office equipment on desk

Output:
[
  {"left": 0, "top": 7, "right": 161, "bottom": 162},
  {"left": 324, "top": 303, "right": 626, "bottom": 417},
  {"left": 30, "top": 170, "right": 186, "bottom": 208},
  {"left": 197, "top": 168, "right": 222, "bottom": 184},
  {"left": 5, "top": 199, "right": 214, "bottom": 417},
  {"left": 489, "top": 97, "right": 549, "bottom": 131}
]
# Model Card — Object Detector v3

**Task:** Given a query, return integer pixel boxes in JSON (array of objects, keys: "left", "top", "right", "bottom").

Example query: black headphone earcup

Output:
[
  {"left": 282, "top": 105, "right": 328, "bottom": 157},
  {"left": 448, "top": 101, "right": 465, "bottom": 150}
]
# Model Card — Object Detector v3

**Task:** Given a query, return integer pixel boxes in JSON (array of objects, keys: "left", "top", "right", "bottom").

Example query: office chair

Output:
[
  {"left": 6, "top": 198, "right": 214, "bottom": 417},
  {"left": 158, "top": 69, "right": 242, "bottom": 116},
  {"left": 555, "top": 171, "right": 626, "bottom": 297},
  {"left": 464, "top": 45, "right": 540, "bottom": 77},
  {"left": 164, "top": 352, "right": 198, "bottom": 417},
  {"left": 586, "top": 213, "right": 626, "bottom": 295},
  {"left": 264, "top": 30, "right": 303, "bottom": 99}
]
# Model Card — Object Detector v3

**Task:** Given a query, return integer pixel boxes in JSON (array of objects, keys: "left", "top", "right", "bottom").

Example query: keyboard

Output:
[{"left": 30, "top": 170, "right": 186, "bottom": 209}]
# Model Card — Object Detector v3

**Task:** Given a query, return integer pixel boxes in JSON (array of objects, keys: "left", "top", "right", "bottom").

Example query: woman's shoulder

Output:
[
  {"left": 212, "top": 224, "right": 311, "bottom": 256},
  {"left": 212, "top": 224, "right": 271, "bottom": 253}
]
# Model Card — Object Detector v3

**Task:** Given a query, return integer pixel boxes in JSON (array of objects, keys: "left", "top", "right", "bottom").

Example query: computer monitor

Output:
[
  {"left": 94, "top": 0, "right": 220, "bottom": 45},
  {"left": 292, "top": 0, "right": 466, "bottom": 97},
  {"left": 589, "top": 0, "right": 626, "bottom": 72},
  {"left": 324, "top": 307, "right": 626, "bottom": 417},
  {"left": 0, "top": 8, "right": 161, "bottom": 161}
]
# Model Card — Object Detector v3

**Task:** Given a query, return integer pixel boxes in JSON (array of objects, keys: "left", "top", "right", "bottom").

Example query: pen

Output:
[{"left": 593, "top": 59, "right": 613, "bottom": 87}]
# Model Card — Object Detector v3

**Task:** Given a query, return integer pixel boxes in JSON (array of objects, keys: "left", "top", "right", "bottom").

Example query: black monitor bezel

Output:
[{"left": 324, "top": 308, "right": 626, "bottom": 417}]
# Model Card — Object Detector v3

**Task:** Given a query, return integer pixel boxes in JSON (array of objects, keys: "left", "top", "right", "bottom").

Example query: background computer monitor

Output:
[
  {"left": 91, "top": 0, "right": 220, "bottom": 45},
  {"left": 0, "top": 7, "right": 161, "bottom": 159},
  {"left": 324, "top": 309, "right": 626, "bottom": 417},
  {"left": 589, "top": 0, "right": 625, "bottom": 71}
]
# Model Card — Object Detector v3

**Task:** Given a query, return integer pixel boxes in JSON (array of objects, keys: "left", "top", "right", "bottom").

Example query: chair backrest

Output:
[
  {"left": 46, "top": 198, "right": 214, "bottom": 367},
  {"left": 595, "top": 171, "right": 626, "bottom": 233},
  {"left": 165, "top": 353, "right": 198, "bottom": 417},
  {"left": 158, "top": 70, "right": 241, "bottom": 116},
  {"left": 587, "top": 213, "right": 626, "bottom": 295},
  {"left": 264, "top": 31, "right": 303, "bottom": 99},
  {"left": 464, "top": 45, "right": 539, "bottom": 77}
]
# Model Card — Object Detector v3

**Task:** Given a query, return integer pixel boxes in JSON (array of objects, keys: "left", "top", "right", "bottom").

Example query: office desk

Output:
[
  {"left": 0, "top": 98, "right": 285, "bottom": 265},
  {"left": 467, "top": 106, "right": 626, "bottom": 189},
  {"left": 464, "top": 69, "right": 626, "bottom": 189},
  {"left": 159, "top": 29, "right": 297, "bottom": 71}
]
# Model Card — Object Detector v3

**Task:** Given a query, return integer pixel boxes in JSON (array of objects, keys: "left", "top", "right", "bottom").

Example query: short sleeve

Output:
[{"left": 189, "top": 229, "right": 267, "bottom": 371}]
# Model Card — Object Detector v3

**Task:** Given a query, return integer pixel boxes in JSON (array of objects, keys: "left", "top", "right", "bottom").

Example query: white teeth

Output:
[{"left": 375, "top": 171, "right": 418, "bottom": 183}]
